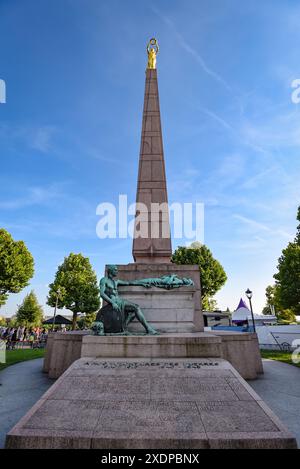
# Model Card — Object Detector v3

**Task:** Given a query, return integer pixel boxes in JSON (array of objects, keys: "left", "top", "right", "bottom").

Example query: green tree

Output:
[
  {"left": 171, "top": 243, "right": 227, "bottom": 309},
  {"left": 277, "top": 309, "right": 296, "bottom": 323},
  {"left": 0, "top": 317, "right": 7, "bottom": 327},
  {"left": 294, "top": 205, "right": 300, "bottom": 245},
  {"left": 47, "top": 253, "right": 100, "bottom": 330},
  {"left": 77, "top": 312, "right": 97, "bottom": 330},
  {"left": 0, "top": 229, "right": 34, "bottom": 307},
  {"left": 262, "top": 285, "right": 280, "bottom": 314},
  {"left": 274, "top": 243, "right": 300, "bottom": 315},
  {"left": 266, "top": 285, "right": 276, "bottom": 306},
  {"left": 7, "top": 316, "right": 18, "bottom": 328},
  {"left": 262, "top": 284, "right": 296, "bottom": 322},
  {"left": 16, "top": 291, "right": 44, "bottom": 327},
  {"left": 262, "top": 304, "right": 272, "bottom": 315},
  {"left": 203, "top": 298, "right": 218, "bottom": 311},
  {"left": 272, "top": 207, "right": 300, "bottom": 317}
]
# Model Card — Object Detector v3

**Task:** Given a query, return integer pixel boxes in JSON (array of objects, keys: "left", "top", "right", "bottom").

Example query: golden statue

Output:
[{"left": 147, "top": 38, "right": 159, "bottom": 69}]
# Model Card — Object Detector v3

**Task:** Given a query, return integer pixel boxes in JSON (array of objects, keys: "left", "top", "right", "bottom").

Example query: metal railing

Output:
[{"left": 260, "top": 343, "right": 293, "bottom": 352}]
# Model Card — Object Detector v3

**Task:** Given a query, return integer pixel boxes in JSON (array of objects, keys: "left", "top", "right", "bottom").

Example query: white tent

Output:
[
  {"left": 232, "top": 298, "right": 277, "bottom": 325},
  {"left": 232, "top": 298, "right": 250, "bottom": 323}
]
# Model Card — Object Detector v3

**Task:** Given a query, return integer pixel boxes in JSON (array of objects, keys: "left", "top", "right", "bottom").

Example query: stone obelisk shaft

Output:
[{"left": 132, "top": 68, "right": 172, "bottom": 263}]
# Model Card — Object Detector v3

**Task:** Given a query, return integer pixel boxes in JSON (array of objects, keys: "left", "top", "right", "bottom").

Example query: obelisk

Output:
[{"left": 132, "top": 38, "right": 172, "bottom": 263}]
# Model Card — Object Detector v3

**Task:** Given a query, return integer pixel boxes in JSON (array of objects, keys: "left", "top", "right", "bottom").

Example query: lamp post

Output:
[
  {"left": 52, "top": 288, "right": 61, "bottom": 331},
  {"left": 245, "top": 288, "right": 256, "bottom": 333}
]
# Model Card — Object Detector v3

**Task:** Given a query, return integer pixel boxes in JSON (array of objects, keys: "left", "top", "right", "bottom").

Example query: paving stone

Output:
[{"left": 5, "top": 358, "right": 297, "bottom": 449}]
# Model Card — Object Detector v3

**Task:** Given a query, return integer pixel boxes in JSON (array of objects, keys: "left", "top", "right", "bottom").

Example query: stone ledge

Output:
[
  {"left": 44, "top": 331, "right": 264, "bottom": 380},
  {"left": 117, "top": 263, "right": 201, "bottom": 272},
  {"left": 81, "top": 333, "right": 222, "bottom": 360},
  {"left": 83, "top": 333, "right": 220, "bottom": 344},
  {"left": 118, "top": 285, "right": 196, "bottom": 293}
]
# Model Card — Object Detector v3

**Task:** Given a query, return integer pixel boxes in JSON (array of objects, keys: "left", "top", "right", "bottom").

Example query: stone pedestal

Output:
[
  {"left": 116, "top": 263, "right": 203, "bottom": 332},
  {"left": 118, "top": 286, "right": 197, "bottom": 333},
  {"left": 45, "top": 330, "right": 89, "bottom": 380},
  {"left": 45, "top": 331, "right": 263, "bottom": 380},
  {"left": 81, "top": 333, "right": 222, "bottom": 360},
  {"left": 6, "top": 358, "right": 297, "bottom": 449}
]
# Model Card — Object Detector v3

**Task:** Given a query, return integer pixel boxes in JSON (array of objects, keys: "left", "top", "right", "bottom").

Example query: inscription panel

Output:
[
  {"left": 82, "top": 361, "right": 221, "bottom": 369},
  {"left": 24, "top": 399, "right": 103, "bottom": 431},
  {"left": 151, "top": 377, "right": 238, "bottom": 401},
  {"left": 50, "top": 376, "right": 150, "bottom": 401},
  {"left": 197, "top": 401, "right": 279, "bottom": 433},
  {"left": 96, "top": 400, "right": 205, "bottom": 433}
]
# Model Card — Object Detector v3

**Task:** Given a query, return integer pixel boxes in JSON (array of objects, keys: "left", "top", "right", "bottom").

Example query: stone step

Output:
[{"left": 6, "top": 358, "right": 297, "bottom": 449}]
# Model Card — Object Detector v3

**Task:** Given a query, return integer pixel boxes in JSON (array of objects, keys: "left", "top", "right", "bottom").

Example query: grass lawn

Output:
[
  {"left": 261, "top": 350, "right": 300, "bottom": 368},
  {"left": 0, "top": 348, "right": 45, "bottom": 371}
]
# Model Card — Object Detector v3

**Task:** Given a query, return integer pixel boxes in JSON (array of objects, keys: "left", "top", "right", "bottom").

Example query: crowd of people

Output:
[{"left": 0, "top": 326, "right": 49, "bottom": 349}]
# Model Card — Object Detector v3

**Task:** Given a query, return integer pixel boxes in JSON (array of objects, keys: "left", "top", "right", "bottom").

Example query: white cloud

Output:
[
  {"left": 199, "top": 107, "right": 269, "bottom": 156},
  {"left": 233, "top": 214, "right": 293, "bottom": 241},
  {"left": 240, "top": 167, "right": 278, "bottom": 190},
  {"left": 30, "top": 126, "right": 56, "bottom": 153},
  {"left": 151, "top": 6, "right": 232, "bottom": 92},
  {"left": 0, "top": 184, "right": 64, "bottom": 210},
  {"left": 233, "top": 214, "right": 271, "bottom": 233},
  {"left": 0, "top": 123, "right": 57, "bottom": 154}
]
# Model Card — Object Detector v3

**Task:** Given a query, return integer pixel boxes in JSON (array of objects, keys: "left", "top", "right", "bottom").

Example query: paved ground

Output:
[
  {"left": 0, "top": 358, "right": 53, "bottom": 448},
  {"left": 250, "top": 359, "right": 300, "bottom": 446},
  {"left": 0, "top": 358, "right": 299, "bottom": 448}
]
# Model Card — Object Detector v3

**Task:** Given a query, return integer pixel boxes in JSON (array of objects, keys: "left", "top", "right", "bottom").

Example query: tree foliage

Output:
[
  {"left": 47, "top": 253, "right": 100, "bottom": 330},
  {"left": 171, "top": 243, "right": 227, "bottom": 308},
  {"left": 262, "top": 284, "right": 296, "bottom": 322},
  {"left": 271, "top": 206, "right": 300, "bottom": 317},
  {"left": 295, "top": 206, "right": 300, "bottom": 245},
  {"left": 277, "top": 309, "right": 296, "bottom": 323},
  {"left": 16, "top": 291, "right": 44, "bottom": 326},
  {"left": 0, "top": 317, "right": 7, "bottom": 327},
  {"left": 77, "top": 312, "right": 97, "bottom": 330},
  {"left": 264, "top": 285, "right": 281, "bottom": 312},
  {"left": 202, "top": 297, "right": 218, "bottom": 312},
  {"left": 274, "top": 243, "right": 300, "bottom": 315},
  {"left": 0, "top": 229, "right": 34, "bottom": 307}
]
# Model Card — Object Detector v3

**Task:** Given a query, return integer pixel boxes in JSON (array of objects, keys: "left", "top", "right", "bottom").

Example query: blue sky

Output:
[{"left": 1, "top": 0, "right": 300, "bottom": 317}]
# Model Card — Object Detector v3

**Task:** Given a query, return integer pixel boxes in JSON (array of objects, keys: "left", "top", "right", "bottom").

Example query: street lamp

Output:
[
  {"left": 245, "top": 288, "right": 256, "bottom": 333},
  {"left": 52, "top": 288, "right": 62, "bottom": 331}
]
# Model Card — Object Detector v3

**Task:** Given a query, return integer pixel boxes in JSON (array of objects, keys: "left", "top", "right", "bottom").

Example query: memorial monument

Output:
[
  {"left": 5, "top": 39, "right": 297, "bottom": 449},
  {"left": 104, "top": 37, "right": 203, "bottom": 334}
]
